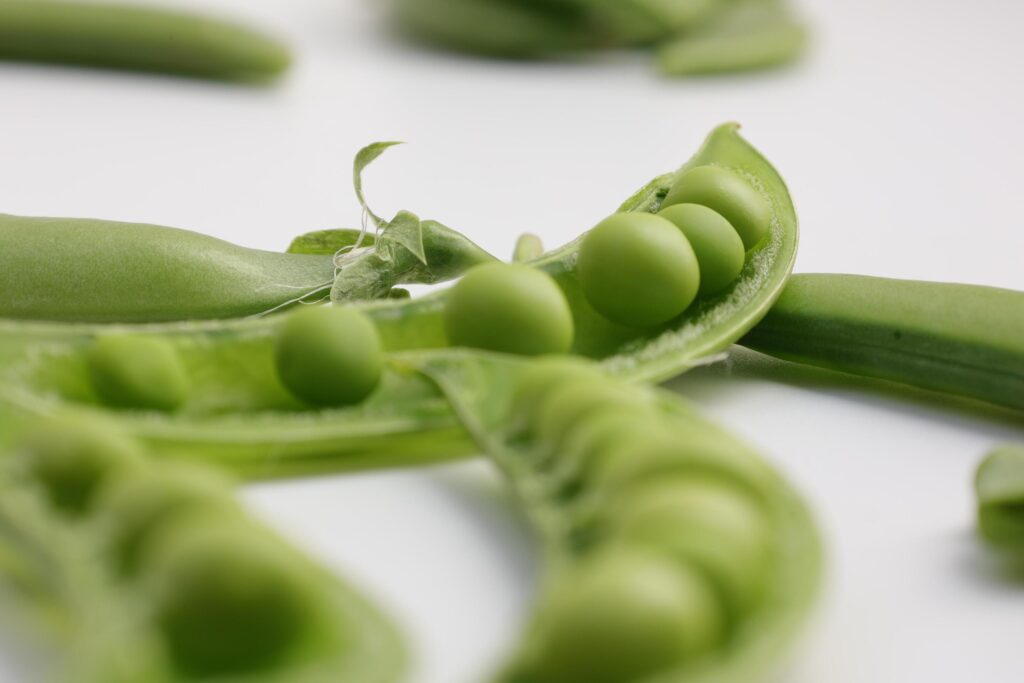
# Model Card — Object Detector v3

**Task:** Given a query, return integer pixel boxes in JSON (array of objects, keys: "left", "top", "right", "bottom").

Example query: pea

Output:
[
  {"left": 86, "top": 334, "right": 188, "bottom": 412},
  {"left": 560, "top": 407, "right": 672, "bottom": 476},
  {"left": 533, "top": 378, "right": 653, "bottom": 449},
  {"left": 662, "top": 165, "right": 771, "bottom": 250},
  {"left": 274, "top": 306, "right": 383, "bottom": 407},
  {"left": 578, "top": 212, "right": 700, "bottom": 327},
  {"left": 530, "top": 548, "right": 724, "bottom": 683},
  {"left": 97, "top": 462, "right": 239, "bottom": 575},
  {"left": 443, "top": 263, "right": 573, "bottom": 355},
  {"left": 144, "top": 517, "right": 319, "bottom": 678},
  {"left": 14, "top": 416, "right": 143, "bottom": 514},
  {"left": 658, "top": 203, "right": 745, "bottom": 296},
  {"left": 592, "top": 430, "right": 774, "bottom": 501},
  {"left": 509, "top": 356, "right": 603, "bottom": 425},
  {"left": 606, "top": 476, "right": 771, "bottom": 613}
]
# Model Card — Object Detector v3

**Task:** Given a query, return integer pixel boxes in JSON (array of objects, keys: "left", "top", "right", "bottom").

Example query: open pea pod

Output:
[
  {"left": 0, "top": 420, "right": 405, "bottom": 683},
  {"left": 415, "top": 351, "right": 821, "bottom": 683},
  {"left": 0, "top": 123, "right": 797, "bottom": 478}
]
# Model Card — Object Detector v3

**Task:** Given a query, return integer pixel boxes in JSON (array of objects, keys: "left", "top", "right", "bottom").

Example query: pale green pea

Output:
[
  {"left": 662, "top": 165, "right": 771, "bottom": 250},
  {"left": 559, "top": 407, "right": 672, "bottom": 477},
  {"left": 14, "top": 416, "right": 143, "bottom": 514},
  {"left": 144, "top": 515, "right": 321, "bottom": 678},
  {"left": 605, "top": 476, "right": 771, "bottom": 614},
  {"left": 443, "top": 263, "right": 574, "bottom": 356},
  {"left": 86, "top": 334, "right": 189, "bottom": 412},
  {"left": 592, "top": 430, "right": 773, "bottom": 502},
  {"left": 578, "top": 212, "right": 700, "bottom": 327},
  {"left": 658, "top": 203, "right": 745, "bottom": 296},
  {"left": 97, "top": 461, "right": 239, "bottom": 575},
  {"left": 509, "top": 356, "right": 603, "bottom": 426},
  {"left": 533, "top": 379, "right": 653, "bottom": 450},
  {"left": 529, "top": 548, "right": 724, "bottom": 683},
  {"left": 274, "top": 306, "right": 383, "bottom": 408}
]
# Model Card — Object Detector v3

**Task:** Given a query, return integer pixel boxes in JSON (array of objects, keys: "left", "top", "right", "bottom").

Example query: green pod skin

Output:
[
  {"left": 86, "top": 334, "right": 189, "bottom": 412},
  {"left": 0, "top": 214, "right": 337, "bottom": 323},
  {"left": 387, "top": 0, "right": 807, "bottom": 77},
  {"left": 0, "top": 420, "right": 407, "bottom": 683},
  {"left": 274, "top": 306, "right": 385, "bottom": 408},
  {"left": 741, "top": 274, "right": 1024, "bottom": 413},
  {"left": 0, "top": 0, "right": 290, "bottom": 82},
  {"left": 976, "top": 446, "right": 1024, "bottom": 550},
  {"left": 443, "top": 263, "right": 574, "bottom": 356},
  {"left": 657, "top": 1, "right": 808, "bottom": 76},
  {"left": 0, "top": 124, "right": 797, "bottom": 478},
  {"left": 414, "top": 352, "right": 821, "bottom": 683}
]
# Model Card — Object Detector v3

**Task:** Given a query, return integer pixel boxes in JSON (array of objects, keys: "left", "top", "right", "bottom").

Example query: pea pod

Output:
[
  {"left": 0, "top": 418, "right": 405, "bottom": 682},
  {"left": 741, "top": 274, "right": 1024, "bottom": 413},
  {"left": 976, "top": 446, "right": 1024, "bottom": 551},
  {"left": 0, "top": 123, "right": 798, "bottom": 478},
  {"left": 0, "top": 0, "right": 290, "bottom": 82},
  {"left": 386, "top": 0, "right": 807, "bottom": 75},
  {"left": 415, "top": 352, "right": 821, "bottom": 683}
]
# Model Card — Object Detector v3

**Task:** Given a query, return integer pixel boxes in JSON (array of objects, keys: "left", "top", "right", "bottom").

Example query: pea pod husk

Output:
[
  {"left": 414, "top": 351, "right": 822, "bottom": 683},
  {"left": 0, "top": 425, "right": 406, "bottom": 683},
  {"left": 0, "top": 123, "right": 798, "bottom": 478},
  {"left": 0, "top": 0, "right": 290, "bottom": 81},
  {"left": 976, "top": 446, "right": 1024, "bottom": 549},
  {"left": 741, "top": 273, "right": 1024, "bottom": 413}
]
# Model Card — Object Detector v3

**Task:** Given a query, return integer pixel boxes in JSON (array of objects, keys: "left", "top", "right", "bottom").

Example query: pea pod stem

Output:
[
  {"left": 741, "top": 274, "right": 1024, "bottom": 413},
  {"left": 0, "top": 0, "right": 290, "bottom": 82}
]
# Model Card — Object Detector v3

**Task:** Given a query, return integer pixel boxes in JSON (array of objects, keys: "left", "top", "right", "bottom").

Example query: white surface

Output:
[{"left": 2, "top": 0, "right": 1024, "bottom": 681}]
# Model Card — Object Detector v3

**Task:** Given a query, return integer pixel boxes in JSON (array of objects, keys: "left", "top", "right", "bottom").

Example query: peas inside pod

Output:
[
  {"left": 579, "top": 164, "right": 770, "bottom": 328},
  {"left": 0, "top": 418, "right": 405, "bottom": 682}
]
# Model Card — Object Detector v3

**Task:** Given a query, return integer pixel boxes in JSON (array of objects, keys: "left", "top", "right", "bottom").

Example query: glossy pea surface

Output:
[
  {"left": 658, "top": 203, "right": 745, "bottom": 296},
  {"left": 274, "top": 306, "right": 384, "bottom": 407},
  {"left": 86, "top": 335, "right": 188, "bottom": 412},
  {"left": 443, "top": 263, "right": 573, "bottom": 355},
  {"left": 578, "top": 212, "right": 700, "bottom": 327},
  {"left": 531, "top": 549, "right": 723, "bottom": 683},
  {"left": 662, "top": 165, "right": 771, "bottom": 250}
]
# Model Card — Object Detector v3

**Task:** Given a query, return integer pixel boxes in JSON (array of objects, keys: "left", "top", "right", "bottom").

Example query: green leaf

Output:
[
  {"left": 379, "top": 210, "right": 427, "bottom": 265},
  {"left": 354, "top": 141, "right": 404, "bottom": 230},
  {"left": 286, "top": 229, "right": 376, "bottom": 255}
]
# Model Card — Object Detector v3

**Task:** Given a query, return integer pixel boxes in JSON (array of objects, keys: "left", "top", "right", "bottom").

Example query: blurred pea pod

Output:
[
  {"left": 387, "top": 0, "right": 807, "bottom": 74},
  {"left": 0, "top": 0, "right": 290, "bottom": 82}
]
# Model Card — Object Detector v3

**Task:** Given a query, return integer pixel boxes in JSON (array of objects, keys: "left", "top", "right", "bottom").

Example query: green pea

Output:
[
  {"left": 662, "top": 166, "right": 771, "bottom": 250},
  {"left": 559, "top": 407, "right": 672, "bottom": 477},
  {"left": 144, "top": 517, "right": 319, "bottom": 678},
  {"left": 86, "top": 334, "right": 188, "bottom": 412},
  {"left": 274, "top": 306, "right": 383, "bottom": 408},
  {"left": 509, "top": 356, "right": 603, "bottom": 425},
  {"left": 534, "top": 378, "right": 653, "bottom": 450},
  {"left": 578, "top": 212, "right": 700, "bottom": 327},
  {"left": 14, "top": 416, "right": 143, "bottom": 514},
  {"left": 592, "top": 430, "right": 773, "bottom": 502},
  {"left": 606, "top": 476, "right": 771, "bottom": 614},
  {"left": 443, "top": 263, "right": 573, "bottom": 355},
  {"left": 530, "top": 548, "right": 724, "bottom": 683},
  {"left": 658, "top": 203, "right": 745, "bottom": 296},
  {"left": 97, "top": 462, "right": 239, "bottom": 575}
]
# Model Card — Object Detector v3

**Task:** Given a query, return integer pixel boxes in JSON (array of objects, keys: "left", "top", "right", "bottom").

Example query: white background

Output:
[{"left": 3, "top": 0, "right": 1024, "bottom": 680}]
